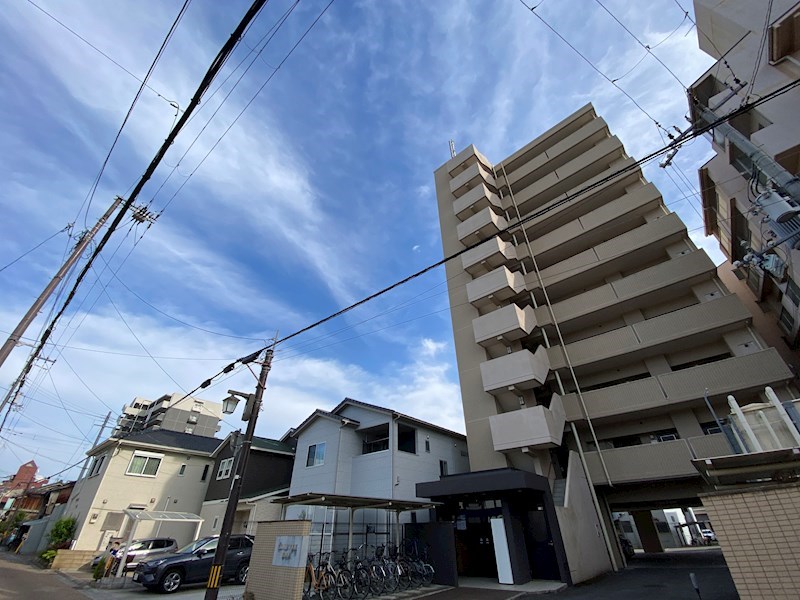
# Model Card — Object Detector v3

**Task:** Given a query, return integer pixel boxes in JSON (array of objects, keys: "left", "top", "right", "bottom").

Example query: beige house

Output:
[
  {"left": 421, "top": 103, "right": 798, "bottom": 586},
  {"left": 690, "top": 0, "right": 800, "bottom": 369},
  {"left": 66, "top": 429, "right": 219, "bottom": 551}
]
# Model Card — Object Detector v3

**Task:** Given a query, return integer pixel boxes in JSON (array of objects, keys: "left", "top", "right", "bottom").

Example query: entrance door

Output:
[{"left": 453, "top": 500, "right": 503, "bottom": 578}]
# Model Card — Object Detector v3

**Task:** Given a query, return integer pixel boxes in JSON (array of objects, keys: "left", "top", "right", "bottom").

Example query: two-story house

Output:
[
  {"left": 198, "top": 434, "right": 295, "bottom": 537},
  {"left": 284, "top": 398, "right": 469, "bottom": 551},
  {"left": 65, "top": 429, "right": 219, "bottom": 551}
]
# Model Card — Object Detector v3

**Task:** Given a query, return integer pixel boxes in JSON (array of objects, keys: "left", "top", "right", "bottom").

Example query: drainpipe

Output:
[{"left": 495, "top": 161, "right": 619, "bottom": 571}]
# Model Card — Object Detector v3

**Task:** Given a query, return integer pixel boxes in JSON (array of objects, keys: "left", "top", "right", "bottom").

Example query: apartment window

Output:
[
  {"left": 126, "top": 451, "right": 163, "bottom": 477},
  {"left": 216, "top": 457, "right": 234, "bottom": 480},
  {"left": 201, "top": 465, "right": 209, "bottom": 482},
  {"left": 439, "top": 460, "right": 448, "bottom": 477},
  {"left": 212, "top": 516, "right": 219, "bottom": 530},
  {"left": 187, "top": 415, "right": 198, "bottom": 424},
  {"left": 651, "top": 429, "right": 680, "bottom": 443},
  {"left": 88, "top": 454, "right": 106, "bottom": 477},
  {"left": 787, "top": 279, "right": 800, "bottom": 306},
  {"left": 192, "top": 402, "right": 203, "bottom": 413},
  {"left": 178, "top": 464, "right": 186, "bottom": 477},
  {"left": 184, "top": 426, "right": 195, "bottom": 434},
  {"left": 425, "top": 438, "right": 431, "bottom": 453},
  {"left": 306, "top": 443, "right": 326, "bottom": 467},
  {"left": 398, "top": 423, "right": 416, "bottom": 454},
  {"left": 701, "top": 421, "right": 722, "bottom": 435},
  {"left": 779, "top": 306, "right": 795, "bottom": 334}
]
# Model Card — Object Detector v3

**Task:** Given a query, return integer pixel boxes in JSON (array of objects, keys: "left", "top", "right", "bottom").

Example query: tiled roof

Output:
[
  {"left": 251, "top": 436, "right": 295, "bottom": 455},
  {"left": 114, "top": 429, "right": 222, "bottom": 454}
]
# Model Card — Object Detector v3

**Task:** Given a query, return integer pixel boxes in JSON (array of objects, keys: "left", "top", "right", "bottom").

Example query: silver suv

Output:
[{"left": 92, "top": 537, "right": 178, "bottom": 571}]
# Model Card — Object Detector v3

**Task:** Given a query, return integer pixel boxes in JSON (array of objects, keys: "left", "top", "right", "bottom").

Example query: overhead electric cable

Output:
[
  {"left": 0, "top": 225, "right": 72, "bottom": 274},
  {"left": 743, "top": 0, "right": 774, "bottom": 104},
  {"left": 175, "top": 78, "right": 800, "bottom": 400}
]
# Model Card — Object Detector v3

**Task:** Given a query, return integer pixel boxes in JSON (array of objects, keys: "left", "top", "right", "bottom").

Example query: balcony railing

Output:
[
  {"left": 461, "top": 237, "right": 517, "bottom": 276},
  {"left": 450, "top": 161, "right": 496, "bottom": 198},
  {"left": 472, "top": 303, "right": 537, "bottom": 347},
  {"left": 489, "top": 395, "right": 566, "bottom": 451},
  {"left": 453, "top": 183, "right": 502, "bottom": 221},
  {"left": 466, "top": 266, "right": 525, "bottom": 312},
  {"left": 480, "top": 346, "right": 550, "bottom": 395},
  {"left": 583, "top": 433, "right": 732, "bottom": 484},
  {"left": 456, "top": 207, "right": 508, "bottom": 246}
]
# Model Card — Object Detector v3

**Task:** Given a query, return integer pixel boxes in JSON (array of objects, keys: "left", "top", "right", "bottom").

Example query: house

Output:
[
  {"left": 283, "top": 398, "right": 469, "bottom": 551},
  {"left": 198, "top": 434, "right": 295, "bottom": 538},
  {"left": 0, "top": 460, "right": 46, "bottom": 517},
  {"left": 65, "top": 429, "right": 219, "bottom": 551},
  {"left": 15, "top": 481, "right": 76, "bottom": 556}
]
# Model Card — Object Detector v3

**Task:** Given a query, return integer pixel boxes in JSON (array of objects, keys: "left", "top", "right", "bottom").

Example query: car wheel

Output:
[
  {"left": 235, "top": 562, "right": 249, "bottom": 585},
  {"left": 159, "top": 569, "right": 183, "bottom": 594}
]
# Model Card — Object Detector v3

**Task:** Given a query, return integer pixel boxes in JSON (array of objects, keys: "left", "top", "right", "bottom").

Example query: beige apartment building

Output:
[
  {"left": 690, "top": 0, "right": 800, "bottom": 369},
  {"left": 418, "top": 103, "right": 797, "bottom": 586}
]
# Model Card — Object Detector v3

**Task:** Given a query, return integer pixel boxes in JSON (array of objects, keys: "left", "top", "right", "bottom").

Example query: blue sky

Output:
[{"left": 0, "top": 0, "right": 721, "bottom": 481}]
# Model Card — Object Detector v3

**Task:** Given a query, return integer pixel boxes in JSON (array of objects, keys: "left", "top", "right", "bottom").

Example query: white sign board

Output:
[{"left": 272, "top": 535, "right": 309, "bottom": 568}]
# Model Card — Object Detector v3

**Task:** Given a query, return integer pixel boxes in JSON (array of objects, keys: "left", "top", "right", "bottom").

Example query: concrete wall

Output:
[
  {"left": 701, "top": 483, "right": 800, "bottom": 600},
  {"left": 67, "top": 445, "right": 213, "bottom": 551},
  {"left": 289, "top": 417, "right": 343, "bottom": 496},
  {"left": 554, "top": 451, "right": 612, "bottom": 583},
  {"left": 51, "top": 549, "right": 96, "bottom": 572}
]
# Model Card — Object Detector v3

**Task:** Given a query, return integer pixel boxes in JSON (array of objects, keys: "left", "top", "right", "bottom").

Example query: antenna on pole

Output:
[{"left": 449, "top": 139, "right": 456, "bottom": 159}]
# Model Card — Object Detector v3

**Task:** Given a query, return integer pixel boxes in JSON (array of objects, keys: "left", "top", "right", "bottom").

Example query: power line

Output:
[
  {"left": 0, "top": 225, "right": 72, "bottom": 274},
  {"left": 176, "top": 78, "right": 800, "bottom": 399},
  {"left": 673, "top": 0, "right": 742, "bottom": 85},
  {"left": 518, "top": 0, "right": 669, "bottom": 134},
  {"left": 743, "top": 0, "right": 774, "bottom": 104},
  {"left": 78, "top": 0, "right": 191, "bottom": 225}
]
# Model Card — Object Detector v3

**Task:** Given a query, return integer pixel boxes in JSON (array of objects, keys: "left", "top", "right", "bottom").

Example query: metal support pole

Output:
[
  {"left": 0, "top": 196, "right": 123, "bottom": 377},
  {"left": 78, "top": 412, "right": 112, "bottom": 481},
  {"left": 765, "top": 386, "right": 800, "bottom": 446},
  {"left": 728, "top": 395, "right": 763, "bottom": 452},
  {"left": 204, "top": 346, "right": 274, "bottom": 600}
]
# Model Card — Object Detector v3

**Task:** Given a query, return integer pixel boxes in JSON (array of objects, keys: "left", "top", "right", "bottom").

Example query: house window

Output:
[
  {"left": 184, "top": 426, "right": 195, "bottom": 434},
  {"left": 216, "top": 457, "right": 234, "bottom": 480},
  {"left": 779, "top": 306, "right": 795, "bottom": 334},
  {"left": 188, "top": 415, "right": 198, "bottom": 424},
  {"left": 201, "top": 465, "right": 209, "bottom": 481},
  {"left": 178, "top": 464, "right": 186, "bottom": 477},
  {"left": 397, "top": 424, "right": 417, "bottom": 454},
  {"left": 425, "top": 438, "right": 430, "bottom": 453},
  {"left": 439, "top": 460, "right": 448, "bottom": 477},
  {"left": 213, "top": 516, "right": 219, "bottom": 530},
  {"left": 361, "top": 424, "right": 389, "bottom": 454},
  {"left": 787, "top": 279, "right": 800, "bottom": 306},
  {"left": 88, "top": 454, "right": 106, "bottom": 477},
  {"left": 126, "top": 452, "right": 163, "bottom": 477},
  {"left": 306, "top": 443, "right": 326, "bottom": 467}
]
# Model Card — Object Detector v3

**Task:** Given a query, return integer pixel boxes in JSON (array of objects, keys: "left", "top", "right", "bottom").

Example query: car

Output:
[
  {"left": 91, "top": 538, "right": 178, "bottom": 570},
  {"left": 132, "top": 534, "right": 253, "bottom": 594},
  {"left": 700, "top": 529, "right": 717, "bottom": 542}
]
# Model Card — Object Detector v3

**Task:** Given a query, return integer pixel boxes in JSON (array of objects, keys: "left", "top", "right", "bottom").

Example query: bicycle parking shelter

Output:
[{"left": 273, "top": 492, "right": 440, "bottom": 558}]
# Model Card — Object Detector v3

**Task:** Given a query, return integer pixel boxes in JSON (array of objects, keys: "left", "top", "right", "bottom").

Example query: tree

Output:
[{"left": 47, "top": 516, "right": 77, "bottom": 549}]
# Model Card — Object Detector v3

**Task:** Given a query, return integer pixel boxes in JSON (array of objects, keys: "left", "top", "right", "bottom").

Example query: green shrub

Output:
[
  {"left": 47, "top": 516, "right": 77, "bottom": 549},
  {"left": 92, "top": 556, "right": 108, "bottom": 580},
  {"left": 40, "top": 549, "right": 58, "bottom": 566}
]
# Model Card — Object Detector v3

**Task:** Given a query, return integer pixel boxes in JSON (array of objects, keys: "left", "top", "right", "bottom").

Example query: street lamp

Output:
[{"left": 204, "top": 346, "right": 274, "bottom": 600}]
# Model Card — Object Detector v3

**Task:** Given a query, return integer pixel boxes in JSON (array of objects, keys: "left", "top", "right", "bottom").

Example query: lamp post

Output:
[{"left": 204, "top": 345, "right": 274, "bottom": 600}]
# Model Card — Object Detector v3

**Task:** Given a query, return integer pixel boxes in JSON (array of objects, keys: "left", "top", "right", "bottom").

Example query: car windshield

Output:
[
  {"left": 176, "top": 538, "right": 215, "bottom": 554},
  {"left": 128, "top": 542, "right": 148, "bottom": 552}
]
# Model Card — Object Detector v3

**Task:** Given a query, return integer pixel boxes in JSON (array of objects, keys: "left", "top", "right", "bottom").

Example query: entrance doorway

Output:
[{"left": 453, "top": 500, "right": 503, "bottom": 578}]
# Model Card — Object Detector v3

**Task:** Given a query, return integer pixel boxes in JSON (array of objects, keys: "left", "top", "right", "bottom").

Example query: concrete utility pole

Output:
[
  {"left": 0, "top": 196, "right": 124, "bottom": 377},
  {"left": 204, "top": 344, "right": 275, "bottom": 600}
]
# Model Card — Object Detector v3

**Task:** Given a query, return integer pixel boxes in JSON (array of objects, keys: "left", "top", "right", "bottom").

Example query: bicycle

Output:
[{"left": 303, "top": 553, "right": 336, "bottom": 600}]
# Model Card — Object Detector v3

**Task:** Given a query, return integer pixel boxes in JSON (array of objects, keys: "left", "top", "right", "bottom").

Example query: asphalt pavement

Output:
[
  {"left": 0, "top": 548, "right": 92, "bottom": 600},
  {"left": 523, "top": 548, "right": 738, "bottom": 600}
]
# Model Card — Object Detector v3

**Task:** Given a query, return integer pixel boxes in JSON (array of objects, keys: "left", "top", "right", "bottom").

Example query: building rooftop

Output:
[{"left": 94, "top": 428, "right": 222, "bottom": 456}]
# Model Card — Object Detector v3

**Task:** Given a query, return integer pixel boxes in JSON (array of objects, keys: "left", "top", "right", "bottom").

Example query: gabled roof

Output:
[
  {"left": 291, "top": 398, "right": 466, "bottom": 441},
  {"left": 92, "top": 428, "right": 222, "bottom": 457},
  {"left": 210, "top": 432, "right": 295, "bottom": 458}
]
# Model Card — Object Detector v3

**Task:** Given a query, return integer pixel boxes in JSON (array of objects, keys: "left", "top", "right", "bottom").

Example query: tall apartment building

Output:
[
  {"left": 418, "top": 104, "right": 797, "bottom": 586},
  {"left": 113, "top": 392, "right": 221, "bottom": 438},
  {"left": 689, "top": 0, "right": 800, "bottom": 368}
]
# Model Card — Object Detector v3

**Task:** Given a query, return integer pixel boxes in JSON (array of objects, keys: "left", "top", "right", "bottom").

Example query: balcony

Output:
[
  {"left": 461, "top": 237, "right": 517, "bottom": 277},
  {"left": 548, "top": 294, "right": 750, "bottom": 372},
  {"left": 584, "top": 433, "right": 732, "bottom": 484},
  {"left": 473, "top": 303, "right": 537, "bottom": 347},
  {"left": 446, "top": 144, "right": 493, "bottom": 177},
  {"left": 535, "top": 250, "right": 716, "bottom": 332},
  {"left": 561, "top": 348, "right": 792, "bottom": 423},
  {"left": 453, "top": 183, "right": 503, "bottom": 221},
  {"left": 489, "top": 396, "right": 566, "bottom": 451},
  {"left": 466, "top": 266, "right": 525, "bottom": 311},
  {"left": 480, "top": 346, "right": 550, "bottom": 395},
  {"left": 526, "top": 213, "right": 687, "bottom": 301},
  {"left": 450, "top": 161, "right": 496, "bottom": 198},
  {"left": 457, "top": 207, "right": 508, "bottom": 246}
]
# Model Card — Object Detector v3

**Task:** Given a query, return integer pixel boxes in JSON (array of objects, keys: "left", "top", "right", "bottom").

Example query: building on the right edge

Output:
[
  {"left": 418, "top": 103, "right": 799, "bottom": 586},
  {"left": 688, "top": 0, "right": 800, "bottom": 370}
]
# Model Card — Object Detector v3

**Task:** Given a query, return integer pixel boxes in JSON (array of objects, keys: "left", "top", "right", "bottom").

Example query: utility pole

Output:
[
  {"left": 204, "top": 344, "right": 275, "bottom": 600},
  {"left": 77, "top": 411, "right": 112, "bottom": 480},
  {"left": 0, "top": 196, "right": 124, "bottom": 378}
]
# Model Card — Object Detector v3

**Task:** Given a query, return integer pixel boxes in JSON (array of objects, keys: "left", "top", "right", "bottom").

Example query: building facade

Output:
[
  {"left": 198, "top": 434, "right": 295, "bottom": 538},
  {"left": 65, "top": 429, "right": 218, "bottom": 551},
  {"left": 284, "top": 398, "right": 469, "bottom": 552},
  {"left": 689, "top": 0, "right": 800, "bottom": 368},
  {"left": 424, "top": 103, "right": 798, "bottom": 585},
  {"left": 113, "top": 392, "right": 222, "bottom": 438}
]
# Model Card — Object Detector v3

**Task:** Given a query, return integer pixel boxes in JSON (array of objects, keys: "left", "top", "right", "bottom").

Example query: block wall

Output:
[
  {"left": 246, "top": 520, "right": 310, "bottom": 600},
  {"left": 701, "top": 483, "right": 800, "bottom": 600}
]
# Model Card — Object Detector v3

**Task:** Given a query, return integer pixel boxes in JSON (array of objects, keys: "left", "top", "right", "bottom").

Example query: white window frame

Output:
[
  {"left": 216, "top": 457, "right": 234, "bottom": 480},
  {"left": 306, "top": 442, "right": 326, "bottom": 467},
  {"left": 88, "top": 453, "right": 107, "bottom": 478},
  {"left": 125, "top": 451, "right": 163, "bottom": 478}
]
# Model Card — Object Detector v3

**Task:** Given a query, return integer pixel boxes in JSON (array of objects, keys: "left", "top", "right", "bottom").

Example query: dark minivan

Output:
[{"left": 132, "top": 534, "right": 252, "bottom": 593}]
